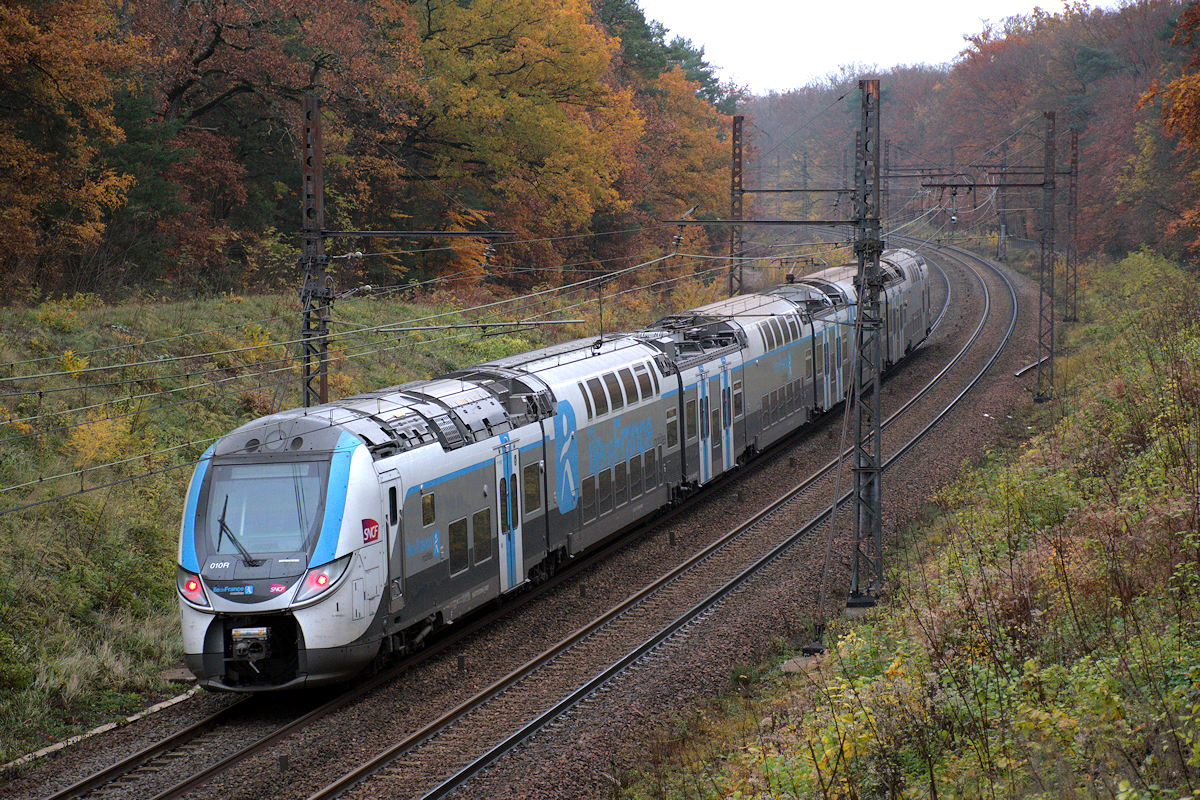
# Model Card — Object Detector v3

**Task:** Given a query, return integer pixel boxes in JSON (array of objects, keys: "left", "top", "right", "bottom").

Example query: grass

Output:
[{"left": 613, "top": 249, "right": 1200, "bottom": 799}]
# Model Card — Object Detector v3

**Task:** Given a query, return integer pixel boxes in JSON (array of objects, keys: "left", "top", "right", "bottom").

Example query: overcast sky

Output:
[{"left": 636, "top": 0, "right": 1124, "bottom": 94}]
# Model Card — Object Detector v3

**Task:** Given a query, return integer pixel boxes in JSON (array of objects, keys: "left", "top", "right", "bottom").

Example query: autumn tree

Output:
[
  {"left": 114, "top": 0, "right": 423, "bottom": 290},
  {"left": 1144, "top": 1, "right": 1200, "bottom": 256},
  {"left": 347, "top": 0, "right": 647, "bottom": 286},
  {"left": 0, "top": 0, "right": 138, "bottom": 289}
]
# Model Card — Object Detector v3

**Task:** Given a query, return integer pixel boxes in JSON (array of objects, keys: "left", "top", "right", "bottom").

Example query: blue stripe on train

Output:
[
  {"left": 179, "top": 444, "right": 215, "bottom": 573},
  {"left": 308, "top": 432, "right": 362, "bottom": 568}
]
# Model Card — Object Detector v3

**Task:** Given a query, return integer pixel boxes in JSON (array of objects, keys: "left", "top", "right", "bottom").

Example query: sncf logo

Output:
[{"left": 362, "top": 518, "right": 380, "bottom": 544}]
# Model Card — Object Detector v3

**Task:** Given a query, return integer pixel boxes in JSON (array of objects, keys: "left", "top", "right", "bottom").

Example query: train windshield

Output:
[{"left": 203, "top": 461, "right": 328, "bottom": 557}]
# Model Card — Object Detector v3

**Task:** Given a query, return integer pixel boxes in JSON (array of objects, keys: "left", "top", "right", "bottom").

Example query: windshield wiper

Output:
[{"left": 217, "top": 495, "right": 262, "bottom": 567}]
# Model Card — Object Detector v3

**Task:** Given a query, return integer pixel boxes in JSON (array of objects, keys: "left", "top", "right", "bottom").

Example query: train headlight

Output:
[
  {"left": 294, "top": 554, "right": 352, "bottom": 605},
  {"left": 177, "top": 566, "right": 209, "bottom": 608}
]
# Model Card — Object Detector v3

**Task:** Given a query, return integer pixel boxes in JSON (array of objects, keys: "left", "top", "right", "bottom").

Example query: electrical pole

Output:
[
  {"left": 1065, "top": 129, "right": 1079, "bottom": 323},
  {"left": 1035, "top": 111, "right": 1056, "bottom": 402},
  {"left": 882, "top": 139, "right": 890, "bottom": 229},
  {"left": 997, "top": 142, "right": 1008, "bottom": 262},
  {"left": 849, "top": 78, "right": 884, "bottom": 607},
  {"left": 729, "top": 114, "right": 744, "bottom": 297},
  {"left": 300, "top": 96, "right": 332, "bottom": 409}
]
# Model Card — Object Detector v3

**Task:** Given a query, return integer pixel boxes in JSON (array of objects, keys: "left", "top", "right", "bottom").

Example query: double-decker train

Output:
[{"left": 177, "top": 248, "right": 930, "bottom": 690}]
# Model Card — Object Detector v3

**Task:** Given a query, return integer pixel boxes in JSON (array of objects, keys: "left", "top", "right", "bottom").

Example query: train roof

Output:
[{"left": 213, "top": 249, "right": 924, "bottom": 461}]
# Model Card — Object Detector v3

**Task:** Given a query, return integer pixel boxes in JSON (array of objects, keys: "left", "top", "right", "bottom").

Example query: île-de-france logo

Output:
[{"left": 553, "top": 400, "right": 579, "bottom": 513}]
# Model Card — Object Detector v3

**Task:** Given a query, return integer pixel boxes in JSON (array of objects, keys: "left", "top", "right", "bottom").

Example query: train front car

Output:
[{"left": 177, "top": 415, "right": 386, "bottom": 690}]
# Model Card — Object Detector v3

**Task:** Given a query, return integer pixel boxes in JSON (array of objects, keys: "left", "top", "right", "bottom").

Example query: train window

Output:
[
  {"left": 614, "top": 462, "right": 627, "bottom": 506},
  {"left": 764, "top": 323, "right": 778, "bottom": 350},
  {"left": 685, "top": 399, "right": 697, "bottom": 439},
  {"left": 805, "top": 350, "right": 813, "bottom": 378},
  {"left": 770, "top": 318, "right": 786, "bottom": 347},
  {"left": 700, "top": 397, "right": 709, "bottom": 438},
  {"left": 472, "top": 509, "right": 493, "bottom": 565},
  {"left": 761, "top": 395, "right": 769, "bottom": 424},
  {"left": 644, "top": 448, "right": 656, "bottom": 488},
  {"left": 586, "top": 377, "right": 608, "bottom": 415},
  {"left": 786, "top": 316, "right": 800, "bottom": 340},
  {"left": 815, "top": 340, "right": 824, "bottom": 369},
  {"left": 582, "top": 476, "right": 596, "bottom": 521},
  {"left": 603, "top": 372, "right": 624, "bottom": 411},
  {"left": 499, "top": 477, "right": 510, "bottom": 534},
  {"left": 733, "top": 380, "right": 744, "bottom": 417},
  {"left": 649, "top": 364, "right": 660, "bottom": 394},
  {"left": 666, "top": 407, "right": 679, "bottom": 448},
  {"left": 422, "top": 493, "right": 435, "bottom": 526},
  {"left": 723, "top": 386, "right": 731, "bottom": 426},
  {"left": 842, "top": 336, "right": 849, "bottom": 362},
  {"left": 598, "top": 470, "right": 613, "bottom": 515},
  {"left": 578, "top": 382, "right": 593, "bottom": 419},
  {"left": 635, "top": 365, "right": 653, "bottom": 398},
  {"left": 629, "top": 455, "right": 642, "bottom": 497},
  {"left": 523, "top": 462, "right": 542, "bottom": 515},
  {"left": 619, "top": 368, "right": 639, "bottom": 404},
  {"left": 449, "top": 518, "right": 469, "bottom": 575},
  {"left": 711, "top": 408, "right": 720, "bottom": 439},
  {"left": 389, "top": 487, "right": 398, "bottom": 526}
]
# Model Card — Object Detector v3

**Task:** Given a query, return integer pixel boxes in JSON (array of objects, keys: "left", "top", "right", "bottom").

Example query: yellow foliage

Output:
[
  {"left": 68, "top": 413, "right": 134, "bottom": 468},
  {"left": 60, "top": 350, "right": 88, "bottom": 373},
  {"left": 239, "top": 324, "right": 273, "bottom": 364},
  {"left": 0, "top": 406, "right": 33, "bottom": 435}
]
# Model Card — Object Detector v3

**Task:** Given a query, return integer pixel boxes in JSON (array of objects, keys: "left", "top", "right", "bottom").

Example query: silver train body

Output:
[{"left": 177, "top": 249, "right": 930, "bottom": 690}]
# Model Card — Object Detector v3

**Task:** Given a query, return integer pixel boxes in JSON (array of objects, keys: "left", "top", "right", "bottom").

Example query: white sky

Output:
[{"left": 636, "top": 0, "right": 1123, "bottom": 94}]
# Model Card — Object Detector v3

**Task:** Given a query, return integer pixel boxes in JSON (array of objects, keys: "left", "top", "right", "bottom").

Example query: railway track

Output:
[
  {"left": 301, "top": 243, "right": 1016, "bottom": 800},
  {"left": 22, "top": 242, "right": 1008, "bottom": 800}
]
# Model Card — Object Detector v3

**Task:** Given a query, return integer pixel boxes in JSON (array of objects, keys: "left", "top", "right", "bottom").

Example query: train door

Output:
[
  {"left": 495, "top": 438, "right": 523, "bottom": 592},
  {"left": 715, "top": 359, "right": 733, "bottom": 472},
  {"left": 697, "top": 366, "right": 711, "bottom": 483},
  {"left": 882, "top": 293, "right": 891, "bottom": 365},
  {"left": 824, "top": 325, "right": 836, "bottom": 407},
  {"left": 379, "top": 470, "right": 405, "bottom": 614},
  {"left": 708, "top": 372, "right": 722, "bottom": 476}
]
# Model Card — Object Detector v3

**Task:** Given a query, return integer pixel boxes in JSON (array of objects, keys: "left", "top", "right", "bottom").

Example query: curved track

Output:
[
  {"left": 19, "top": 243, "right": 1012, "bottom": 800},
  {"left": 306, "top": 244, "right": 1017, "bottom": 800}
]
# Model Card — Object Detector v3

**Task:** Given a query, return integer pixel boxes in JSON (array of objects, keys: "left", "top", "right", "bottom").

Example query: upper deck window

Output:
[
  {"left": 586, "top": 377, "right": 609, "bottom": 416},
  {"left": 634, "top": 363, "right": 653, "bottom": 398},
  {"left": 619, "top": 368, "right": 639, "bottom": 404},
  {"left": 577, "top": 381, "right": 594, "bottom": 419},
  {"left": 603, "top": 372, "right": 625, "bottom": 412}
]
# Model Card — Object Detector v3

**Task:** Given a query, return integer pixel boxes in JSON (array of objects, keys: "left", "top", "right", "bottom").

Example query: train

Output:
[{"left": 177, "top": 248, "right": 930, "bottom": 690}]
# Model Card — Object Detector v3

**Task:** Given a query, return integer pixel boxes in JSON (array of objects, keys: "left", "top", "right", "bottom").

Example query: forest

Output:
[
  {"left": 4, "top": 1, "right": 1200, "bottom": 300},
  {"left": 739, "top": 1, "right": 1200, "bottom": 265},
  {"left": 0, "top": 0, "right": 735, "bottom": 297}
]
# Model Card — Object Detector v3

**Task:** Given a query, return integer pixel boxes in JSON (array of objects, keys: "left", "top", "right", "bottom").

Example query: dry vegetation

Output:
[{"left": 617, "top": 250, "right": 1200, "bottom": 799}]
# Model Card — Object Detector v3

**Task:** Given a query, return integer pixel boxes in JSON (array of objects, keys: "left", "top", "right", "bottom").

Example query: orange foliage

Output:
[
  {"left": 0, "top": 0, "right": 139, "bottom": 286},
  {"left": 1148, "top": 1, "right": 1200, "bottom": 254}
]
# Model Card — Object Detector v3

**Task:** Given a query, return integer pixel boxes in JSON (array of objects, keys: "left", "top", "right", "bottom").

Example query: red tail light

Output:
[
  {"left": 177, "top": 567, "right": 210, "bottom": 607},
  {"left": 294, "top": 554, "right": 351, "bottom": 605}
]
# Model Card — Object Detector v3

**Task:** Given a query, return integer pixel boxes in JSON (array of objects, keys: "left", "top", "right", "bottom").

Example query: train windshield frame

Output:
[{"left": 197, "top": 458, "right": 330, "bottom": 560}]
